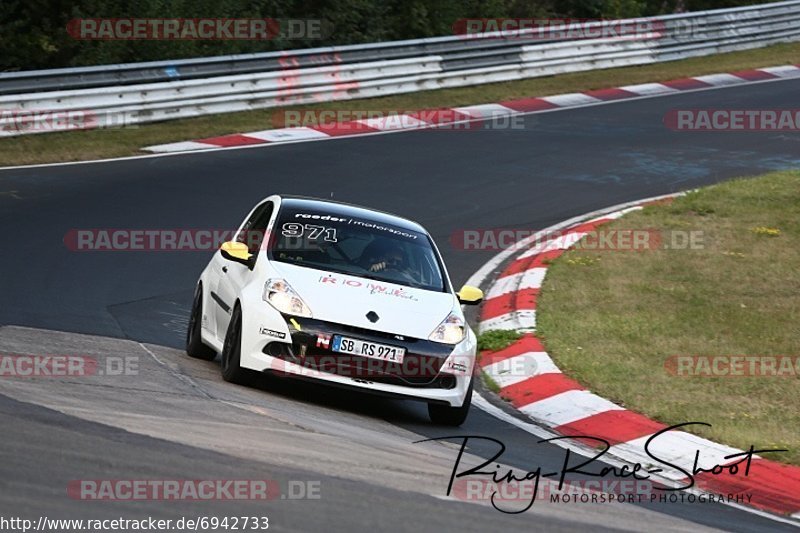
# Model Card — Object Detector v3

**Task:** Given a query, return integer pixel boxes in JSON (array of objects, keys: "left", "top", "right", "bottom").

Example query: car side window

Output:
[{"left": 236, "top": 201, "right": 274, "bottom": 260}]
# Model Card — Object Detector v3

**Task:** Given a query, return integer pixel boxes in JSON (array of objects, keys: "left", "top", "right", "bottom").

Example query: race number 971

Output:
[{"left": 281, "top": 223, "right": 338, "bottom": 242}]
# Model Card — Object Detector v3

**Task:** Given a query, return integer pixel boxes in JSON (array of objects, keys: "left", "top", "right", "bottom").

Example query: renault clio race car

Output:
[{"left": 186, "top": 196, "right": 483, "bottom": 425}]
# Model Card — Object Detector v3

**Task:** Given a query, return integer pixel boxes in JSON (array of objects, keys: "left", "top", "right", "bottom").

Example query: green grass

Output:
[
  {"left": 481, "top": 371, "right": 502, "bottom": 394},
  {"left": 536, "top": 170, "right": 800, "bottom": 465},
  {"left": 2, "top": 41, "right": 800, "bottom": 166},
  {"left": 477, "top": 329, "right": 522, "bottom": 352}
]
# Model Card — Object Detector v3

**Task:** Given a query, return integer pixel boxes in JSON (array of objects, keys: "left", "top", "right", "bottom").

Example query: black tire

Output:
[
  {"left": 186, "top": 284, "right": 217, "bottom": 361},
  {"left": 221, "top": 304, "right": 248, "bottom": 384},
  {"left": 428, "top": 378, "right": 473, "bottom": 426}
]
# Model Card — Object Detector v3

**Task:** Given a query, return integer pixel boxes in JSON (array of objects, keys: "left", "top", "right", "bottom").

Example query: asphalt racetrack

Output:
[{"left": 1, "top": 77, "right": 799, "bottom": 532}]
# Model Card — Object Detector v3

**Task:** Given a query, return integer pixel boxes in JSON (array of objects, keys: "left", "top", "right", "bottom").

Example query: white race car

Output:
[{"left": 186, "top": 195, "right": 483, "bottom": 425}]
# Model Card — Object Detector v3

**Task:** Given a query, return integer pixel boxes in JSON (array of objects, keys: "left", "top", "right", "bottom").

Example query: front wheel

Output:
[
  {"left": 186, "top": 285, "right": 217, "bottom": 361},
  {"left": 428, "top": 378, "right": 473, "bottom": 426},
  {"left": 221, "top": 305, "right": 249, "bottom": 384}
]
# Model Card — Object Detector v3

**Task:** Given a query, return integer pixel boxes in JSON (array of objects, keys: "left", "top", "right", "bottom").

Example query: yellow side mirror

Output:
[
  {"left": 457, "top": 285, "right": 483, "bottom": 305},
  {"left": 220, "top": 241, "right": 253, "bottom": 264}
]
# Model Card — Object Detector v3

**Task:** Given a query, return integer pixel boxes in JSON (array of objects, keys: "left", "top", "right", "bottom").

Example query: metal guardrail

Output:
[{"left": 1, "top": 0, "right": 799, "bottom": 136}]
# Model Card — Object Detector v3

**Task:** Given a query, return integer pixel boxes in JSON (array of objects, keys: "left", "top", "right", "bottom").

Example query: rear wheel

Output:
[
  {"left": 186, "top": 285, "right": 217, "bottom": 361},
  {"left": 221, "top": 305, "right": 249, "bottom": 384},
  {"left": 428, "top": 378, "right": 473, "bottom": 426}
]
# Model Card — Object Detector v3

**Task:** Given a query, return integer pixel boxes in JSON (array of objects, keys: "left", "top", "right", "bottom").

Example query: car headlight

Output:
[
  {"left": 263, "top": 278, "right": 313, "bottom": 318},
  {"left": 429, "top": 311, "right": 466, "bottom": 344}
]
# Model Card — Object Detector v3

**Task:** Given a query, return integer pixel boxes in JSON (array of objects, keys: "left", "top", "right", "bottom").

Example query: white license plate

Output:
[{"left": 331, "top": 335, "right": 405, "bottom": 363}]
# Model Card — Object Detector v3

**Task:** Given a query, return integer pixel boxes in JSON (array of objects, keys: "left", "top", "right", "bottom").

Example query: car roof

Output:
[{"left": 276, "top": 196, "right": 428, "bottom": 234}]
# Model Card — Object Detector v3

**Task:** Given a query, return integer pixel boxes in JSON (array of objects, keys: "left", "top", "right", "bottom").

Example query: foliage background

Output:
[{"left": 0, "top": 0, "right": 780, "bottom": 70}]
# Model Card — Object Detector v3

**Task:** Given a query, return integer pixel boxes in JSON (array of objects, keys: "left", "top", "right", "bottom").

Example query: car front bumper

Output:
[{"left": 240, "top": 316, "right": 475, "bottom": 407}]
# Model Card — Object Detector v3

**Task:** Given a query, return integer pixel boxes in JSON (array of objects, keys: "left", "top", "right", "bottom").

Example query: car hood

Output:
[{"left": 271, "top": 262, "right": 457, "bottom": 339}]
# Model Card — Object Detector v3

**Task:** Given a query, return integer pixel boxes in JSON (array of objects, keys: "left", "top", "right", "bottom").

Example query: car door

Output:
[{"left": 213, "top": 200, "right": 275, "bottom": 341}]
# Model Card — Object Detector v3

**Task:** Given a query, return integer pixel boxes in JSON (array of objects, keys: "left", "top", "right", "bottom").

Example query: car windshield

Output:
[{"left": 269, "top": 206, "right": 446, "bottom": 292}]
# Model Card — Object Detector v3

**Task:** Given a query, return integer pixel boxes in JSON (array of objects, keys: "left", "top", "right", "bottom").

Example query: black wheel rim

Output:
[
  {"left": 187, "top": 288, "right": 200, "bottom": 346},
  {"left": 222, "top": 329, "right": 231, "bottom": 373},
  {"left": 222, "top": 311, "right": 239, "bottom": 374}
]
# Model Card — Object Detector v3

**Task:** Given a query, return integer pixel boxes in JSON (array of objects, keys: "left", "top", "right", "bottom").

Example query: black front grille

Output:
[{"left": 263, "top": 317, "right": 457, "bottom": 389}]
